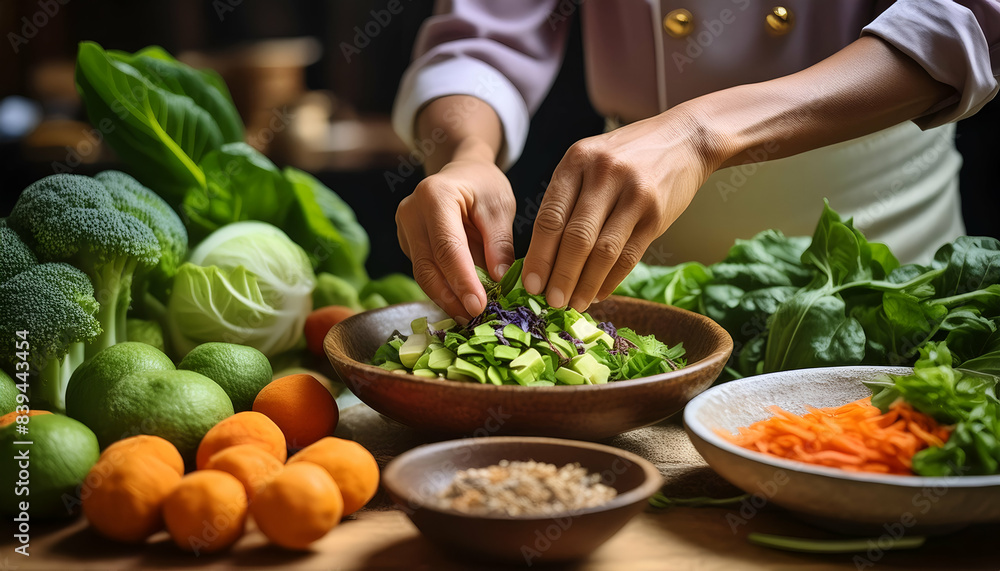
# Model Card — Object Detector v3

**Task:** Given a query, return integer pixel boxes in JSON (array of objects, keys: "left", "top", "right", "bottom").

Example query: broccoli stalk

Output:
[
  {"left": 0, "top": 263, "right": 102, "bottom": 412},
  {"left": 9, "top": 173, "right": 185, "bottom": 359}
]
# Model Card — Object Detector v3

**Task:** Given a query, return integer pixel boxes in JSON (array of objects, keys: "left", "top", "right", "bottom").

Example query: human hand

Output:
[
  {"left": 521, "top": 108, "right": 723, "bottom": 311},
  {"left": 396, "top": 156, "right": 516, "bottom": 319}
]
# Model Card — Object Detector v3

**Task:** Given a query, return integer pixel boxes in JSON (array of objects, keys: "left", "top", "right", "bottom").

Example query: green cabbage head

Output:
[{"left": 167, "top": 221, "right": 315, "bottom": 358}]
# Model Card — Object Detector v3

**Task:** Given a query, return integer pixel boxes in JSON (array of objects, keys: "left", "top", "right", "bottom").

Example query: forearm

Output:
[
  {"left": 684, "top": 35, "right": 956, "bottom": 170},
  {"left": 416, "top": 95, "right": 504, "bottom": 174}
]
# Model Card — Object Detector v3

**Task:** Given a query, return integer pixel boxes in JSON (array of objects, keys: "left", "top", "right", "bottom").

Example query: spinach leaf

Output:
[
  {"left": 930, "top": 236, "right": 1000, "bottom": 297},
  {"left": 763, "top": 289, "right": 866, "bottom": 371}
]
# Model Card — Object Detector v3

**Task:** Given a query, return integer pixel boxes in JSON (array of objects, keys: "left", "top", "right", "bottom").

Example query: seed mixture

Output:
[{"left": 434, "top": 460, "right": 618, "bottom": 516}]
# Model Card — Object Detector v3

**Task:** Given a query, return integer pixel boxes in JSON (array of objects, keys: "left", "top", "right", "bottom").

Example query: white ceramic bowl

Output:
[{"left": 684, "top": 366, "right": 1000, "bottom": 534}]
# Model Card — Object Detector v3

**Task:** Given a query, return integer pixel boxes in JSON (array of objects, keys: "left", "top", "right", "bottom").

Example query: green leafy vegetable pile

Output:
[
  {"left": 372, "top": 260, "right": 686, "bottom": 385},
  {"left": 867, "top": 342, "right": 1000, "bottom": 476},
  {"left": 616, "top": 201, "right": 1000, "bottom": 381}
]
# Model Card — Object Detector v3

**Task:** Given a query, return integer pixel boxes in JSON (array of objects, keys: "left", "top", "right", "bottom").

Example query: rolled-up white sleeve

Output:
[
  {"left": 392, "top": 0, "right": 570, "bottom": 170},
  {"left": 863, "top": 0, "right": 1000, "bottom": 128}
]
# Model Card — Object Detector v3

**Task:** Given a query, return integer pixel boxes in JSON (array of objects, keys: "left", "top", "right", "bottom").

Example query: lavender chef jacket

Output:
[{"left": 393, "top": 0, "right": 1000, "bottom": 170}]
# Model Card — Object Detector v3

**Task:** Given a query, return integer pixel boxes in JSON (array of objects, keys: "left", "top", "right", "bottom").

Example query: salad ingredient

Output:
[
  {"left": 195, "top": 411, "right": 287, "bottom": 469},
  {"left": 252, "top": 374, "right": 339, "bottom": 449},
  {"left": 251, "top": 462, "right": 344, "bottom": 549},
  {"left": 99, "top": 435, "right": 184, "bottom": 477},
  {"left": 0, "top": 262, "right": 101, "bottom": 412},
  {"left": 74, "top": 42, "right": 244, "bottom": 204},
  {"left": 304, "top": 306, "right": 356, "bottom": 356},
  {"left": 82, "top": 454, "right": 182, "bottom": 542},
  {"left": 99, "top": 369, "right": 234, "bottom": 463},
  {"left": 720, "top": 397, "right": 950, "bottom": 475},
  {"left": 359, "top": 273, "right": 427, "bottom": 306},
  {"left": 286, "top": 437, "right": 379, "bottom": 516},
  {"left": 747, "top": 532, "right": 926, "bottom": 553},
  {"left": 75, "top": 43, "right": 370, "bottom": 287},
  {"left": 167, "top": 221, "right": 315, "bottom": 358},
  {"left": 163, "top": 470, "right": 248, "bottom": 553},
  {"left": 372, "top": 260, "right": 685, "bottom": 385},
  {"left": 0, "top": 370, "right": 15, "bottom": 415},
  {"left": 8, "top": 172, "right": 186, "bottom": 359},
  {"left": 435, "top": 460, "right": 617, "bottom": 517},
  {"left": 65, "top": 342, "right": 176, "bottom": 434},
  {"left": 178, "top": 342, "right": 273, "bottom": 412},
  {"left": 313, "top": 272, "right": 362, "bottom": 310},
  {"left": 866, "top": 342, "right": 1000, "bottom": 476},
  {"left": 0, "top": 414, "right": 100, "bottom": 518},
  {"left": 125, "top": 318, "right": 167, "bottom": 352},
  {"left": 0, "top": 409, "right": 51, "bottom": 427},
  {"left": 618, "top": 202, "right": 1000, "bottom": 381},
  {"left": 203, "top": 444, "right": 285, "bottom": 500}
]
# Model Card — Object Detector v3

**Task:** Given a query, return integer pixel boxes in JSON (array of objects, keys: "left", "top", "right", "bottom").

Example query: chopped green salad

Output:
[{"left": 371, "top": 260, "right": 685, "bottom": 386}]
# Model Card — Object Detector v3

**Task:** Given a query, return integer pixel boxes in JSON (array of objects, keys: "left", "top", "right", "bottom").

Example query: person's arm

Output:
[
  {"left": 392, "top": 0, "right": 570, "bottom": 318},
  {"left": 522, "top": 0, "right": 1000, "bottom": 311}
]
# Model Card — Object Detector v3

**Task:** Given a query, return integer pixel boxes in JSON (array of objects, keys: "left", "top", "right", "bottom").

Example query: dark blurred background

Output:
[{"left": 0, "top": 0, "right": 995, "bottom": 278}]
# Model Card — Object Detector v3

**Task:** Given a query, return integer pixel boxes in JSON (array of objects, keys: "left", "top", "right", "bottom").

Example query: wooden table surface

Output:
[{"left": 8, "top": 499, "right": 999, "bottom": 570}]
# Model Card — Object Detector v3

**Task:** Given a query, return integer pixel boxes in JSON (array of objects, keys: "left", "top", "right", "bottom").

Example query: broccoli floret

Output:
[
  {"left": 0, "top": 225, "right": 37, "bottom": 283},
  {"left": 0, "top": 263, "right": 102, "bottom": 412},
  {"left": 8, "top": 174, "right": 161, "bottom": 356}
]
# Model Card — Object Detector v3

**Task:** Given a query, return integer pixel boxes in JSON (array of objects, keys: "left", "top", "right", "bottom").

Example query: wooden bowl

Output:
[
  {"left": 684, "top": 366, "right": 1000, "bottom": 534},
  {"left": 382, "top": 436, "right": 663, "bottom": 564},
  {"left": 324, "top": 296, "right": 732, "bottom": 439}
]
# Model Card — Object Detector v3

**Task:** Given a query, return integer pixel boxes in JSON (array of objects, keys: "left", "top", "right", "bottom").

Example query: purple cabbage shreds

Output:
[
  {"left": 430, "top": 329, "right": 447, "bottom": 342},
  {"left": 599, "top": 321, "right": 635, "bottom": 356},
  {"left": 558, "top": 331, "right": 586, "bottom": 355},
  {"left": 493, "top": 327, "right": 511, "bottom": 346}
]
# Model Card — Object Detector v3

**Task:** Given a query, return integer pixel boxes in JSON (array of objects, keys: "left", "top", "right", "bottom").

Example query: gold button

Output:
[
  {"left": 765, "top": 6, "right": 794, "bottom": 35},
  {"left": 663, "top": 9, "right": 694, "bottom": 38}
]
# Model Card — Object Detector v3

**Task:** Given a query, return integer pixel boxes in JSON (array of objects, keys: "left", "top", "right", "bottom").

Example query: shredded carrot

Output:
[{"left": 716, "top": 397, "right": 952, "bottom": 475}]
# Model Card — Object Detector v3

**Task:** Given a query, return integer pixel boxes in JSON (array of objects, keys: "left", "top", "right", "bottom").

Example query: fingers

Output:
[
  {"left": 565, "top": 200, "right": 642, "bottom": 311},
  {"left": 522, "top": 159, "right": 583, "bottom": 299},
  {"left": 596, "top": 236, "right": 649, "bottom": 301},
  {"left": 470, "top": 192, "right": 516, "bottom": 281}
]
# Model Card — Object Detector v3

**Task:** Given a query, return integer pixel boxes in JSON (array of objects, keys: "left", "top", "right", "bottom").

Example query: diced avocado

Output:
[
  {"left": 567, "top": 317, "right": 604, "bottom": 343},
  {"left": 545, "top": 323, "right": 560, "bottom": 333},
  {"left": 547, "top": 332, "right": 577, "bottom": 359},
  {"left": 431, "top": 318, "right": 457, "bottom": 331},
  {"left": 528, "top": 298, "right": 543, "bottom": 315},
  {"left": 456, "top": 343, "right": 482, "bottom": 356},
  {"left": 473, "top": 324, "right": 496, "bottom": 337},
  {"left": 452, "top": 358, "right": 487, "bottom": 384},
  {"left": 502, "top": 324, "right": 530, "bottom": 346},
  {"left": 412, "top": 368, "right": 439, "bottom": 378},
  {"left": 379, "top": 361, "right": 404, "bottom": 371},
  {"left": 487, "top": 366, "right": 503, "bottom": 386},
  {"left": 595, "top": 332, "right": 614, "bottom": 348},
  {"left": 399, "top": 332, "right": 430, "bottom": 368},
  {"left": 427, "top": 342, "right": 443, "bottom": 352},
  {"left": 468, "top": 335, "right": 498, "bottom": 346},
  {"left": 446, "top": 366, "right": 474, "bottom": 382},
  {"left": 428, "top": 347, "right": 456, "bottom": 371},
  {"left": 510, "top": 348, "right": 545, "bottom": 386},
  {"left": 555, "top": 367, "right": 587, "bottom": 385},
  {"left": 392, "top": 369, "right": 409, "bottom": 375},
  {"left": 527, "top": 380, "right": 555, "bottom": 387},
  {"left": 412, "top": 351, "right": 431, "bottom": 371},
  {"left": 493, "top": 345, "right": 521, "bottom": 361},
  {"left": 410, "top": 317, "right": 428, "bottom": 335},
  {"left": 570, "top": 353, "right": 611, "bottom": 385},
  {"left": 511, "top": 367, "right": 536, "bottom": 386}
]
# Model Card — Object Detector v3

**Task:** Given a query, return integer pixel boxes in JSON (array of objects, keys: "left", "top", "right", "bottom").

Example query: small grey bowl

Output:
[{"left": 684, "top": 366, "right": 1000, "bottom": 535}]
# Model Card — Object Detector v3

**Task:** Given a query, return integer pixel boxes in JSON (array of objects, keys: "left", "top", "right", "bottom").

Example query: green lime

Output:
[
  {"left": 0, "top": 369, "right": 18, "bottom": 415},
  {"left": 100, "top": 369, "right": 234, "bottom": 463},
  {"left": 0, "top": 413, "right": 100, "bottom": 518},
  {"left": 178, "top": 342, "right": 273, "bottom": 412},
  {"left": 65, "top": 342, "right": 175, "bottom": 432}
]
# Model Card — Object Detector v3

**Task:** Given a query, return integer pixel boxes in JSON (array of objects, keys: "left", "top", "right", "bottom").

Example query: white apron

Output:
[{"left": 647, "top": 121, "right": 965, "bottom": 265}]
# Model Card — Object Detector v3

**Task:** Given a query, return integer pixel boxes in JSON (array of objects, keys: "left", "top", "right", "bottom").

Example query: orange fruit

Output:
[
  {"left": 0, "top": 409, "right": 51, "bottom": 427},
  {"left": 286, "top": 437, "right": 379, "bottom": 515},
  {"left": 251, "top": 462, "right": 343, "bottom": 550},
  {"left": 99, "top": 435, "right": 184, "bottom": 476},
  {"left": 81, "top": 455, "right": 181, "bottom": 542},
  {"left": 304, "top": 306, "right": 356, "bottom": 356},
  {"left": 253, "top": 374, "right": 338, "bottom": 449},
  {"left": 203, "top": 444, "right": 284, "bottom": 500},
  {"left": 195, "top": 411, "right": 287, "bottom": 469},
  {"left": 163, "top": 470, "right": 248, "bottom": 554}
]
